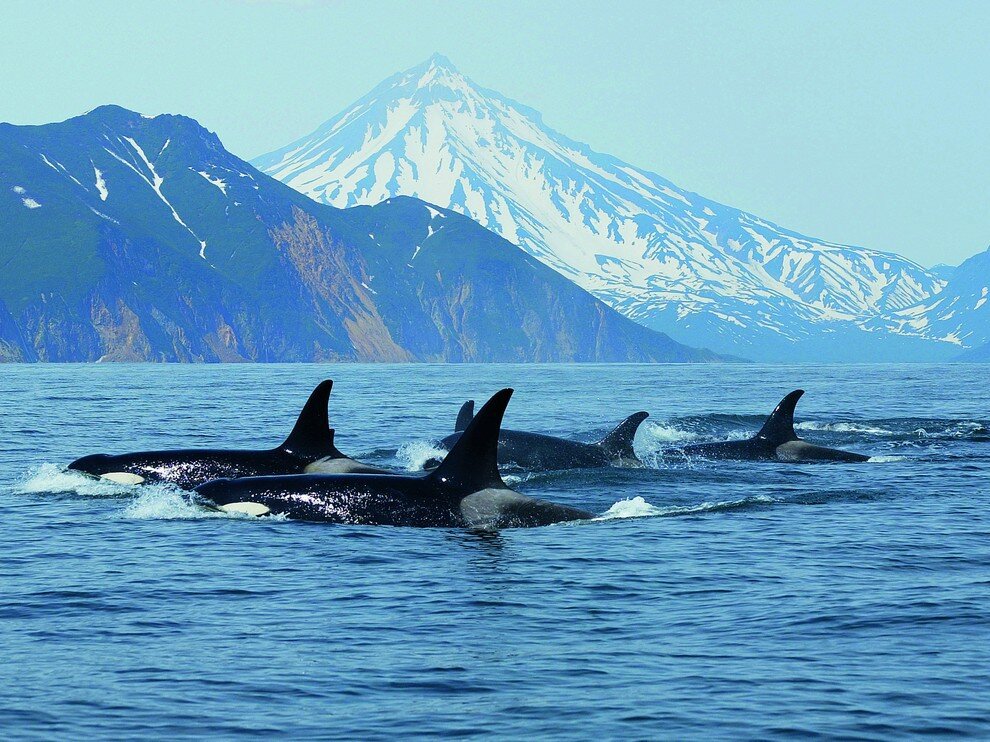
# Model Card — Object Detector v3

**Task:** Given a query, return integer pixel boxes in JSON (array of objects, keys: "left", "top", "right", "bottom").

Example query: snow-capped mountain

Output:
[
  {"left": 877, "top": 247, "right": 990, "bottom": 356},
  {"left": 0, "top": 105, "right": 717, "bottom": 362},
  {"left": 254, "top": 54, "right": 953, "bottom": 361}
]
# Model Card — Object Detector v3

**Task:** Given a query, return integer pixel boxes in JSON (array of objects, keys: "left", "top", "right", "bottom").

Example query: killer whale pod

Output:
[{"left": 196, "top": 389, "right": 595, "bottom": 528}]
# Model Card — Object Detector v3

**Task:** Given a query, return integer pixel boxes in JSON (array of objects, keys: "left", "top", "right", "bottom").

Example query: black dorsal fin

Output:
[
  {"left": 599, "top": 411, "right": 650, "bottom": 459},
  {"left": 430, "top": 389, "right": 512, "bottom": 493},
  {"left": 755, "top": 390, "right": 804, "bottom": 444},
  {"left": 278, "top": 380, "right": 336, "bottom": 459},
  {"left": 455, "top": 400, "right": 475, "bottom": 432}
]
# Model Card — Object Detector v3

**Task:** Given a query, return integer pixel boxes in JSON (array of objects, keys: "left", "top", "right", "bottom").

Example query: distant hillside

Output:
[
  {"left": 959, "top": 343, "right": 990, "bottom": 362},
  {"left": 0, "top": 106, "right": 721, "bottom": 362}
]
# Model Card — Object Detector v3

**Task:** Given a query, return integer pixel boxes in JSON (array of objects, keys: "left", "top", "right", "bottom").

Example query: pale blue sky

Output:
[{"left": 2, "top": 0, "right": 987, "bottom": 265}]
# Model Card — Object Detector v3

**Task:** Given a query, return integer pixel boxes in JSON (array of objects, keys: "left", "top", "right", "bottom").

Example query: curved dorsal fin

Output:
[
  {"left": 755, "top": 390, "right": 804, "bottom": 444},
  {"left": 455, "top": 400, "right": 475, "bottom": 432},
  {"left": 278, "top": 380, "right": 336, "bottom": 459},
  {"left": 431, "top": 389, "right": 512, "bottom": 493},
  {"left": 599, "top": 411, "right": 650, "bottom": 459}
]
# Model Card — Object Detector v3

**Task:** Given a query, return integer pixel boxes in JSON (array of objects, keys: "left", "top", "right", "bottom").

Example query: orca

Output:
[
  {"left": 668, "top": 390, "right": 870, "bottom": 462},
  {"left": 425, "top": 400, "right": 649, "bottom": 471},
  {"left": 195, "top": 389, "right": 595, "bottom": 528},
  {"left": 68, "top": 380, "right": 392, "bottom": 489}
]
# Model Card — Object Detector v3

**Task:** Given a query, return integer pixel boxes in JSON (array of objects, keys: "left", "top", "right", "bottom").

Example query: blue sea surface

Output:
[{"left": 1, "top": 363, "right": 989, "bottom": 738}]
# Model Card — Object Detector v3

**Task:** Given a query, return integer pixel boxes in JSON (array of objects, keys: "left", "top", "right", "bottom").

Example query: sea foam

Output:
[{"left": 394, "top": 439, "right": 448, "bottom": 471}]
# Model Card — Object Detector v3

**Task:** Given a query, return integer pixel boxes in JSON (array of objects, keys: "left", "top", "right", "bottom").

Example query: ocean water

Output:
[{"left": 1, "top": 363, "right": 989, "bottom": 738}]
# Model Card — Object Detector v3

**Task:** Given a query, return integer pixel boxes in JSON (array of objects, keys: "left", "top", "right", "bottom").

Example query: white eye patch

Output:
[
  {"left": 219, "top": 502, "right": 270, "bottom": 517},
  {"left": 100, "top": 472, "right": 145, "bottom": 485}
]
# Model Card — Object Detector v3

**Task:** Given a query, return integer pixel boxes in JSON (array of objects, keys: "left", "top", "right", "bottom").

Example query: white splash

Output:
[
  {"left": 20, "top": 464, "right": 282, "bottom": 520},
  {"left": 596, "top": 496, "right": 666, "bottom": 519},
  {"left": 796, "top": 421, "right": 892, "bottom": 435},
  {"left": 122, "top": 487, "right": 217, "bottom": 520},
  {"left": 913, "top": 421, "right": 989, "bottom": 439},
  {"left": 596, "top": 494, "right": 778, "bottom": 521},
  {"left": 19, "top": 463, "right": 134, "bottom": 498},
  {"left": 640, "top": 421, "right": 699, "bottom": 445},
  {"left": 394, "top": 439, "right": 448, "bottom": 471}
]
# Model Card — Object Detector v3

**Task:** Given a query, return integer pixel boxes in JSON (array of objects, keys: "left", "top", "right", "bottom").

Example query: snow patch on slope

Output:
[
  {"left": 195, "top": 169, "right": 228, "bottom": 195},
  {"left": 93, "top": 166, "right": 108, "bottom": 201},
  {"left": 113, "top": 136, "right": 208, "bottom": 259}
]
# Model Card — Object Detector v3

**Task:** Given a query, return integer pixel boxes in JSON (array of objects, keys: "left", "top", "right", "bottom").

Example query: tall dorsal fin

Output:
[
  {"left": 455, "top": 400, "right": 475, "bottom": 432},
  {"left": 599, "top": 411, "right": 650, "bottom": 459},
  {"left": 430, "top": 389, "right": 512, "bottom": 493},
  {"left": 278, "top": 380, "right": 336, "bottom": 459},
  {"left": 755, "top": 390, "right": 804, "bottom": 444}
]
